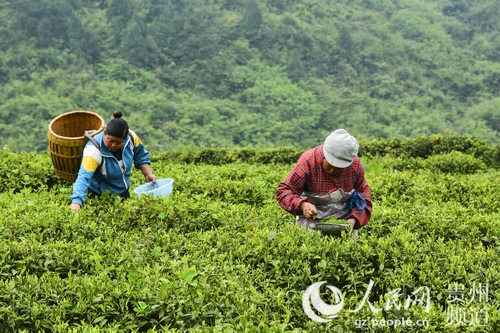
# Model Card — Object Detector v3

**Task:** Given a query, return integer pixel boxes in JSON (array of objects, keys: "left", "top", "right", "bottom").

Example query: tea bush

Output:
[
  {"left": 359, "top": 134, "right": 499, "bottom": 168},
  {"left": 0, "top": 147, "right": 64, "bottom": 192},
  {"left": 375, "top": 151, "right": 487, "bottom": 174},
  {"left": 155, "top": 135, "right": 500, "bottom": 168},
  {"left": 0, "top": 141, "right": 499, "bottom": 332},
  {"left": 155, "top": 147, "right": 303, "bottom": 166}
]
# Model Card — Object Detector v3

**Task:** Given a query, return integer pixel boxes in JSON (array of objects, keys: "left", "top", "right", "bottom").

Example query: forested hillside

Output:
[{"left": 1, "top": 0, "right": 500, "bottom": 152}]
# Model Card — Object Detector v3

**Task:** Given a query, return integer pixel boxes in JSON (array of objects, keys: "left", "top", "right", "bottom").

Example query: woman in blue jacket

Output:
[{"left": 70, "top": 111, "right": 157, "bottom": 211}]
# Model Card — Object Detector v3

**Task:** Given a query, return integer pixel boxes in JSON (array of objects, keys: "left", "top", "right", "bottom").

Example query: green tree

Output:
[
  {"left": 121, "top": 17, "right": 148, "bottom": 68},
  {"left": 34, "top": 0, "right": 73, "bottom": 48},
  {"left": 240, "top": 0, "right": 262, "bottom": 45},
  {"left": 67, "top": 15, "right": 101, "bottom": 64},
  {"left": 107, "top": 0, "right": 132, "bottom": 45},
  {"left": 338, "top": 24, "right": 354, "bottom": 64},
  {"left": 286, "top": 51, "right": 304, "bottom": 83}
]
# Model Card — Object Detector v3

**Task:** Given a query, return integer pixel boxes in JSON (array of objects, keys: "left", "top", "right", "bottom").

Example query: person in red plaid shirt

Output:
[{"left": 276, "top": 129, "right": 372, "bottom": 232}]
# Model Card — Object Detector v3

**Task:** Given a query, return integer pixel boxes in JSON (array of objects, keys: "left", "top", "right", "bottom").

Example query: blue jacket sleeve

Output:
[
  {"left": 130, "top": 130, "right": 151, "bottom": 168},
  {"left": 70, "top": 144, "right": 102, "bottom": 205}
]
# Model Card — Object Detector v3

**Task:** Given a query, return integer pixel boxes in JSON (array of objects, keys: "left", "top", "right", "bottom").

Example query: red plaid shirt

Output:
[{"left": 276, "top": 145, "right": 372, "bottom": 229}]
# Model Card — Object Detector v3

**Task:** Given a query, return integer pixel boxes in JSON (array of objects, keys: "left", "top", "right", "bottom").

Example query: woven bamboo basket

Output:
[{"left": 48, "top": 111, "right": 105, "bottom": 182}]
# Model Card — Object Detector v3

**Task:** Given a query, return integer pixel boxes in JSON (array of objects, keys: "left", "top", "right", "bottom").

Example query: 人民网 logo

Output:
[{"left": 302, "top": 281, "right": 344, "bottom": 323}]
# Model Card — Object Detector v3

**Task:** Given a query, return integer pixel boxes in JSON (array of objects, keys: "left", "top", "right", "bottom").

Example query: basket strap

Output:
[
  {"left": 128, "top": 131, "right": 135, "bottom": 145},
  {"left": 84, "top": 133, "right": 101, "bottom": 150},
  {"left": 83, "top": 131, "right": 134, "bottom": 150}
]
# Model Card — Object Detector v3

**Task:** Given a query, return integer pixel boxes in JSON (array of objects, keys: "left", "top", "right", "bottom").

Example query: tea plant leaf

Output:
[{"left": 0, "top": 145, "right": 499, "bottom": 331}]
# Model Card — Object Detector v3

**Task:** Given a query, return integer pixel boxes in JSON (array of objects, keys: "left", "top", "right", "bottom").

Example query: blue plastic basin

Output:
[{"left": 134, "top": 178, "right": 174, "bottom": 198}]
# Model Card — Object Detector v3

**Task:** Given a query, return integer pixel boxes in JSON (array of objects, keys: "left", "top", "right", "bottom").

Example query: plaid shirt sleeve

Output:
[
  {"left": 345, "top": 159, "right": 372, "bottom": 229},
  {"left": 276, "top": 151, "right": 313, "bottom": 216}
]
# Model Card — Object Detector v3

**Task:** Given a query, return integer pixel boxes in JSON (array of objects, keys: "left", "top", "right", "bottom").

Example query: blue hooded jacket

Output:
[{"left": 70, "top": 130, "right": 151, "bottom": 205}]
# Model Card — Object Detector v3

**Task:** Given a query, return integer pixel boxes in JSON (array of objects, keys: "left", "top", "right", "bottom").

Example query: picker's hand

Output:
[
  {"left": 70, "top": 203, "right": 81, "bottom": 211},
  {"left": 300, "top": 201, "right": 318, "bottom": 219},
  {"left": 145, "top": 173, "right": 157, "bottom": 185},
  {"left": 347, "top": 218, "right": 356, "bottom": 232},
  {"left": 139, "top": 164, "right": 157, "bottom": 185}
]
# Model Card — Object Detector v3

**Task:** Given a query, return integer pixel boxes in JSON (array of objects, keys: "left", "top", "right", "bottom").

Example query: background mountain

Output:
[{"left": 1, "top": 0, "right": 499, "bottom": 152}]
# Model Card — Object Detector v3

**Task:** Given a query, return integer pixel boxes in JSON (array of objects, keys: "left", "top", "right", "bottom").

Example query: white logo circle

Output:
[{"left": 302, "top": 281, "right": 344, "bottom": 323}]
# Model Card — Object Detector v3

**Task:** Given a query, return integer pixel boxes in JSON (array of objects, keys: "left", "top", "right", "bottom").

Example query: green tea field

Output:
[{"left": 1, "top": 135, "right": 499, "bottom": 332}]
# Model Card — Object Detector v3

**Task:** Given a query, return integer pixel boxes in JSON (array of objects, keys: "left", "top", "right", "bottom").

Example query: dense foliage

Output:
[
  {"left": 0, "top": 137, "right": 500, "bottom": 332},
  {"left": 1, "top": 0, "right": 500, "bottom": 152}
]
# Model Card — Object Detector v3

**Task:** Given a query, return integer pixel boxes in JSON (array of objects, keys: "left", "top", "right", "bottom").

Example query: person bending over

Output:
[
  {"left": 70, "top": 111, "right": 157, "bottom": 211},
  {"left": 276, "top": 129, "right": 372, "bottom": 232}
]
